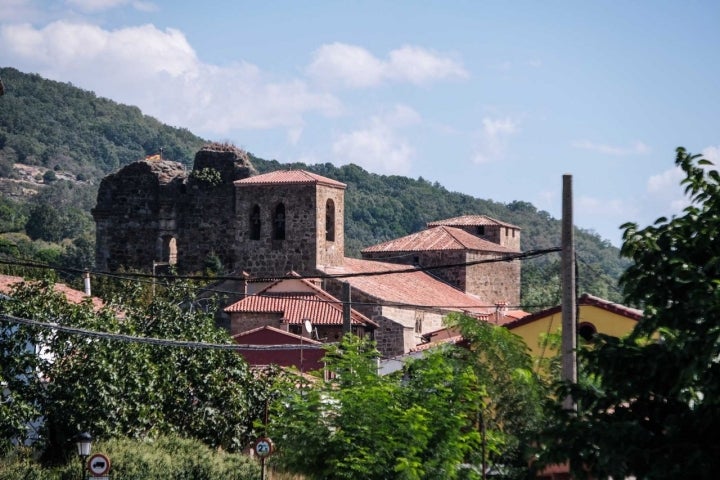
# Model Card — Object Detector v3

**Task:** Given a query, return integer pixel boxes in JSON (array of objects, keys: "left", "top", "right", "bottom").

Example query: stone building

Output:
[
  {"left": 361, "top": 215, "right": 521, "bottom": 307},
  {"left": 92, "top": 144, "right": 345, "bottom": 276},
  {"left": 92, "top": 145, "right": 524, "bottom": 356}
]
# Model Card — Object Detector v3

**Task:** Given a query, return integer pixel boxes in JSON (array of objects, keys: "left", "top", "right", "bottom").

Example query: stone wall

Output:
[{"left": 229, "top": 312, "right": 284, "bottom": 336}]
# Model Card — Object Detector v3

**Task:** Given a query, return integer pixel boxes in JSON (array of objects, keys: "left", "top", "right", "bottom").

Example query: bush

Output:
[
  {"left": 0, "top": 436, "right": 260, "bottom": 480},
  {"left": 95, "top": 436, "right": 259, "bottom": 480}
]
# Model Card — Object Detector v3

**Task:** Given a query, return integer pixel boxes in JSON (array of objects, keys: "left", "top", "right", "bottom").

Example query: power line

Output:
[
  {"left": 0, "top": 314, "right": 325, "bottom": 351},
  {"left": 0, "top": 247, "right": 561, "bottom": 284}
]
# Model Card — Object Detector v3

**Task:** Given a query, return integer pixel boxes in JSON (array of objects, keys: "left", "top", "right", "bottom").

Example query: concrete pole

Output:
[
  {"left": 342, "top": 281, "right": 352, "bottom": 334},
  {"left": 561, "top": 174, "right": 577, "bottom": 410}
]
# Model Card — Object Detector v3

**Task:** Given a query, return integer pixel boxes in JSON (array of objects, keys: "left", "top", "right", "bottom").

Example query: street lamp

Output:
[{"left": 75, "top": 432, "right": 92, "bottom": 479}]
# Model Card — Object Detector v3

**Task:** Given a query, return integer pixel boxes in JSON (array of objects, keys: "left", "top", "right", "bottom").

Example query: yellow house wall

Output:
[{"left": 510, "top": 305, "right": 638, "bottom": 357}]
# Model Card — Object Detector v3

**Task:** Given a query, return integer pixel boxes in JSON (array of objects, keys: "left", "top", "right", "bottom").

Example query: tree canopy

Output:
[
  {"left": 0, "top": 277, "right": 286, "bottom": 462},
  {"left": 266, "top": 314, "right": 548, "bottom": 480},
  {"left": 539, "top": 147, "right": 720, "bottom": 479}
]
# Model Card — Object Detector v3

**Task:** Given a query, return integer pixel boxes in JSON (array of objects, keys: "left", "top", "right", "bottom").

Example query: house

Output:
[
  {"left": 233, "top": 326, "right": 325, "bottom": 373},
  {"left": 362, "top": 215, "right": 521, "bottom": 306},
  {"left": 224, "top": 275, "right": 378, "bottom": 342},
  {"left": 319, "top": 257, "right": 499, "bottom": 356},
  {"left": 504, "top": 293, "right": 642, "bottom": 358}
]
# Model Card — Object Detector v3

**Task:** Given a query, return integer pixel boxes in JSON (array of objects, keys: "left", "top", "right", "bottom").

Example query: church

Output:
[{"left": 92, "top": 143, "right": 523, "bottom": 356}]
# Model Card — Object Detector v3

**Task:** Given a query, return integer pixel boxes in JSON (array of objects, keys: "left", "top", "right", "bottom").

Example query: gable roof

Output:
[
  {"left": 235, "top": 170, "right": 346, "bottom": 189},
  {"left": 320, "top": 257, "right": 493, "bottom": 314},
  {"left": 233, "top": 325, "right": 323, "bottom": 346},
  {"left": 362, "top": 225, "right": 518, "bottom": 254},
  {"left": 0, "top": 275, "right": 104, "bottom": 310},
  {"left": 427, "top": 214, "right": 520, "bottom": 230},
  {"left": 504, "top": 293, "right": 642, "bottom": 330},
  {"left": 224, "top": 276, "right": 378, "bottom": 328}
]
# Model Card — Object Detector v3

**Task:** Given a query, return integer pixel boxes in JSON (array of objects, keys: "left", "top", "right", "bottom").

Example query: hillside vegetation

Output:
[{"left": 0, "top": 66, "right": 627, "bottom": 309}]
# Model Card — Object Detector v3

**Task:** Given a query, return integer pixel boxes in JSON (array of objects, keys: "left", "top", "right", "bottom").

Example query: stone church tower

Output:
[
  {"left": 233, "top": 170, "right": 345, "bottom": 277},
  {"left": 92, "top": 144, "right": 345, "bottom": 277}
]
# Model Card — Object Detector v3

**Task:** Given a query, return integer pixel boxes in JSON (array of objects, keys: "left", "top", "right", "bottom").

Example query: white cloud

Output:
[
  {"left": 332, "top": 105, "right": 420, "bottom": 174},
  {"left": 0, "top": 0, "right": 42, "bottom": 22},
  {"left": 1, "top": 21, "right": 341, "bottom": 135},
  {"left": 307, "top": 42, "right": 467, "bottom": 89},
  {"left": 66, "top": 0, "right": 156, "bottom": 12},
  {"left": 571, "top": 140, "right": 650, "bottom": 156},
  {"left": 702, "top": 145, "right": 720, "bottom": 164},
  {"left": 471, "top": 117, "right": 518, "bottom": 164},
  {"left": 647, "top": 166, "right": 684, "bottom": 194}
]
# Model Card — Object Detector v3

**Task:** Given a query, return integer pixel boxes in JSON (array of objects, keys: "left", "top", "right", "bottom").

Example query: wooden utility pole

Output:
[{"left": 561, "top": 174, "right": 577, "bottom": 410}]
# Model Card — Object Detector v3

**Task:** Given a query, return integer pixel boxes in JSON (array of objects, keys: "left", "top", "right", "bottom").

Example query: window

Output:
[
  {"left": 273, "top": 203, "right": 286, "bottom": 240},
  {"left": 578, "top": 322, "right": 597, "bottom": 341},
  {"left": 325, "top": 199, "right": 335, "bottom": 242},
  {"left": 477, "top": 225, "right": 485, "bottom": 235},
  {"left": 249, "top": 204, "right": 261, "bottom": 240},
  {"left": 160, "top": 235, "right": 177, "bottom": 264}
]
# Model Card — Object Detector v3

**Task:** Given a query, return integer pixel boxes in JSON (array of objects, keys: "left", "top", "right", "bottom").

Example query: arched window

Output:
[
  {"left": 273, "top": 203, "right": 286, "bottom": 240},
  {"left": 160, "top": 235, "right": 177, "bottom": 264},
  {"left": 249, "top": 204, "right": 261, "bottom": 240},
  {"left": 578, "top": 322, "right": 597, "bottom": 341},
  {"left": 325, "top": 199, "right": 335, "bottom": 242}
]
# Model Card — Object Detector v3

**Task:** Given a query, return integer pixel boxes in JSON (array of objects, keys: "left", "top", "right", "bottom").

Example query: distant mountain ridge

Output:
[{"left": 0, "top": 66, "right": 628, "bottom": 307}]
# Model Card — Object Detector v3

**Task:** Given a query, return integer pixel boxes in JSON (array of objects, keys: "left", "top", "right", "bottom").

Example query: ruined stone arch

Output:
[
  {"left": 325, "top": 198, "right": 335, "bottom": 242},
  {"left": 272, "top": 203, "right": 286, "bottom": 240},
  {"left": 249, "top": 204, "right": 261, "bottom": 240}
]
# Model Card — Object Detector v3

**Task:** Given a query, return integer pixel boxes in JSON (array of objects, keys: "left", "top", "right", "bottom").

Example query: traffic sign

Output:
[
  {"left": 87, "top": 453, "right": 111, "bottom": 476},
  {"left": 254, "top": 437, "right": 274, "bottom": 458}
]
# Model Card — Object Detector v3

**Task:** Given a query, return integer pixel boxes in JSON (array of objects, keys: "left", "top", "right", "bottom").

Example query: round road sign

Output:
[
  {"left": 87, "top": 453, "right": 111, "bottom": 476},
  {"left": 254, "top": 437, "right": 274, "bottom": 458}
]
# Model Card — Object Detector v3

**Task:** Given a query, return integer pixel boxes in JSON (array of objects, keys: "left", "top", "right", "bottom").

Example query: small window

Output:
[
  {"left": 249, "top": 204, "right": 261, "bottom": 240},
  {"left": 477, "top": 225, "right": 485, "bottom": 235},
  {"left": 273, "top": 203, "right": 286, "bottom": 240},
  {"left": 160, "top": 235, "right": 177, "bottom": 264},
  {"left": 578, "top": 322, "right": 597, "bottom": 341},
  {"left": 326, "top": 199, "right": 335, "bottom": 242}
]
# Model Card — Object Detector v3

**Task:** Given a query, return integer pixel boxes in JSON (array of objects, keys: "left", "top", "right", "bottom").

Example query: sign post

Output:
[
  {"left": 254, "top": 437, "right": 274, "bottom": 480},
  {"left": 87, "top": 453, "right": 111, "bottom": 479}
]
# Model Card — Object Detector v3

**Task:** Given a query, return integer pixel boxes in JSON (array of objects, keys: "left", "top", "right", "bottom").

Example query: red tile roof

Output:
[
  {"left": 504, "top": 293, "right": 642, "bottom": 329},
  {"left": 224, "top": 276, "right": 377, "bottom": 328},
  {"left": 427, "top": 214, "right": 520, "bottom": 230},
  {"left": 361, "top": 226, "right": 518, "bottom": 254},
  {"left": 321, "top": 257, "right": 493, "bottom": 314},
  {"left": 0, "top": 275, "right": 104, "bottom": 310},
  {"left": 235, "top": 170, "right": 346, "bottom": 189}
]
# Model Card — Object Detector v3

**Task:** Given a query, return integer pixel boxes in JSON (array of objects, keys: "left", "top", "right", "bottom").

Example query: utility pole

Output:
[{"left": 561, "top": 174, "right": 577, "bottom": 410}]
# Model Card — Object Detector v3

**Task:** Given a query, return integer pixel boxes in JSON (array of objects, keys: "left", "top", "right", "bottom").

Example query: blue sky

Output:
[{"left": 2, "top": 0, "right": 719, "bottom": 247}]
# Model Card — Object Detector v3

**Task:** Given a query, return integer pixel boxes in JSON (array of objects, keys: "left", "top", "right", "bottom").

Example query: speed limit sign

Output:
[{"left": 254, "top": 437, "right": 274, "bottom": 458}]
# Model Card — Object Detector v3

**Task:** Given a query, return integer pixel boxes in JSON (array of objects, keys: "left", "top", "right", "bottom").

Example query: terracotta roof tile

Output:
[
  {"left": 0, "top": 275, "right": 104, "bottom": 310},
  {"left": 427, "top": 214, "right": 520, "bottom": 230},
  {"left": 361, "top": 226, "right": 518, "bottom": 254},
  {"left": 321, "top": 258, "right": 493, "bottom": 314},
  {"left": 235, "top": 170, "right": 346, "bottom": 189},
  {"left": 224, "top": 277, "right": 377, "bottom": 328}
]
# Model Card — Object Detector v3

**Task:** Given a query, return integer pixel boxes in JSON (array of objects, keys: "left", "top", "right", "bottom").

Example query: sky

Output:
[{"left": 1, "top": 0, "right": 719, "bottom": 247}]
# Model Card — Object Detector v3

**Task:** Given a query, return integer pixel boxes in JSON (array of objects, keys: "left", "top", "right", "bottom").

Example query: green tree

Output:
[
  {"left": 268, "top": 319, "right": 546, "bottom": 480},
  {"left": 0, "top": 278, "right": 285, "bottom": 462},
  {"left": 539, "top": 147, "right": 720, "bottom": 479}
]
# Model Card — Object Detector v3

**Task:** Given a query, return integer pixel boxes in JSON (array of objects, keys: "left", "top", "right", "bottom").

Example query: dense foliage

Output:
[
  {"left": 0, "top": 435, "right": 259, "bottom": 479},
  {"left": 267, "top": 315, "right": 548, "bottom": 479},
  {"left": 539, "top": 148, "right": 720, "bottom": 479},
  {"left": 0, "top": 66, "right": 626, "bottom": 309},
  {"left": 0, "top": 277, "right": 287, "bottom": 462}
]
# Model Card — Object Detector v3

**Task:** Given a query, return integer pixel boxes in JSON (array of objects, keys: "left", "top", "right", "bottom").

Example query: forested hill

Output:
[{"left": 0, "top": 66, "right": 627, "bottom": 307}]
